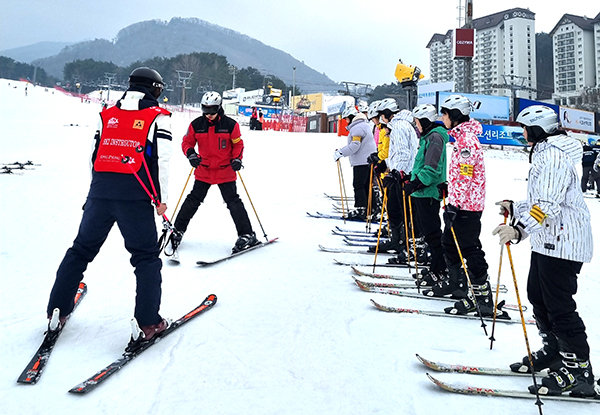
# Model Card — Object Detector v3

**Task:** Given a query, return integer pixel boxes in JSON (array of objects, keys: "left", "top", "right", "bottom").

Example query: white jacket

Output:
[
  {"left": 513, "top": 134, "right": 593, "bottom": 263},
  {"left": 387, "top": 110, "right": 418, "bottom": 173}
]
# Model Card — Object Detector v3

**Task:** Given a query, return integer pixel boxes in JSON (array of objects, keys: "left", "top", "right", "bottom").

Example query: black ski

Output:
[
  {"left": 318, "top": 244, "right": 394, "bottom": 256},
  {"left": 17, "top": 282, "right": 87, "bottom": 385},
  {"left": 307, "top": 212, "right": 367, "bottom": 222},
  {"left": 196, "top": 238, "right": 278, "bottom": 267},
  {"left": 333, "top": 258, "right": 425, "bottom": 268},
  {"left": 68, "top": 294, "right": 217, "bottom": 394}
]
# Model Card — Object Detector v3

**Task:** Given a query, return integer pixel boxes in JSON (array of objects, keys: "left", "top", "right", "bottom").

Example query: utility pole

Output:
[
  {"left": 464, "top": 0, "right": 473, "bottom": 93},
  {"left": 176, "top": 70, "right": 193, "bottom": 111},
  {"left": 229, "top": 65, "right": 237, "bottom": 89},
  {"left": 292, "top": 67, "right": 296, "bottom": 108}
]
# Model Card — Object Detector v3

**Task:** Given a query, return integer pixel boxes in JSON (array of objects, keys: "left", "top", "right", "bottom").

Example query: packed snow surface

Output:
[{"left": 1, "top": 80, "right": 599, "bottom": 414}]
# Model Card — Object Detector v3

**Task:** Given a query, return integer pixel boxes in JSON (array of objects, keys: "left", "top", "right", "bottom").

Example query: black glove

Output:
[
  {"left": 437, "top": 182, "right": 448, "bottom": 199},
  {"left": 443, "top": 204, "right": 459, "bottom": 228},
  {"left": 186, "top": 149, "right": 201, "bottom": 168},
  {"left": 382, "top": 173, "right": 397, "bottom": 189},
  {"left": 398, "top": 171, "right": 411, "bottom": 184},
  {"left": 367, "top": 152, "right": 379, "bottom": 165},
  {"left": 230, "top": 158, "right": 243, "bottom": 171},
  {"left": 374, "top": 159, "right": 387, "bottom": 175},
  {"left": 403, "top": 177, "right": 424, "bottom": 195}
]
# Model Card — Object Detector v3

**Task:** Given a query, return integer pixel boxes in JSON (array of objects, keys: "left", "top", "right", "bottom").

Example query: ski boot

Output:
[
  {"left": 529, "top": 351, "right": 596, "bottom": 397},
  {"left": 422, "top": 263, "right": 467, "bottom": 299},
  {"left": 165, "top": 229, "right": 183, "bottom": 256},
  {"left": 126, "top": 318, "right": 171, "bottom": 353},
  {"left": 232, "top": 232, "right": 260, "bottom": 253},
  {"left": 346, "top": 207, "right": 367, "bottom": 221},
  {"left": 47, "top": 308, "right": 68, "bottom": 332},
  {"left": 443, "top": 280, "right": 509, "bottom": 318},
  {"left": 510, "top": 329, "right": 561, "bottom": 374},
  {"left": 417, "top": 269, "right": 447, "bottom": 288},
  {"left": 368, "top": 225, "right": 404, "bottom": 253}
]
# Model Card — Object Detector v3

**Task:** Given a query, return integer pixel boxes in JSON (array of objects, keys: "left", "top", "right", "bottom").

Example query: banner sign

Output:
[
  {"left": 453, "top": 29, "right": 475, "bottom": 59},
  {"left": 239, "top": 106, "right": 280, "bottom": 119},
  {"left": 438, "top": 91, "right": 510, "bottom": 121},
  {"left": 516, "top": 98, "right": 559, "bottom": 115},
  {"left": 418, "top": 81, "right": 454, "bottom": 105},
  {"left": 559, "top": 106, "right": 595, "bottom": 133}
]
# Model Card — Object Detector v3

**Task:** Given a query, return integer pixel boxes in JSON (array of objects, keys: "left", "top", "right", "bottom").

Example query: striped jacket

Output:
[
  {"left": 514, "top": 133, "right": 593, "bottom": 263},
  {"left": 387, "top": 110, "right": 418, "bottom": 173}
]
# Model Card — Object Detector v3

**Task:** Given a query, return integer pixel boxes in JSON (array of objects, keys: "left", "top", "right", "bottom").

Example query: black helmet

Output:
[{"left": 129, "top": 67, "right": 164, "bottom": 97}]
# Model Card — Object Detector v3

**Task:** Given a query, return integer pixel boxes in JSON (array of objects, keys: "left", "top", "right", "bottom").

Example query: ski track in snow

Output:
[{"left": 1, "top": 79, "right": 599, "bottom": 415}]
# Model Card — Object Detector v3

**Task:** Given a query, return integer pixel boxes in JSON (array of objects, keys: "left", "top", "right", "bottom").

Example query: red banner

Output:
[{"left": 454, "top": 29, "right": 475, "bottom": 58}]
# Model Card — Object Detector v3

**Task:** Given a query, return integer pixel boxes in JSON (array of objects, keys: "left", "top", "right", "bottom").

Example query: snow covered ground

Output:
[{"left": 1, "top": 79, "right": 599, "bottom": 414}]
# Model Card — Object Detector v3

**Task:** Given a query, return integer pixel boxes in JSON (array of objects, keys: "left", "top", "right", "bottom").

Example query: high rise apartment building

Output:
[
  {"left": 427, "top": 8, "right": 537, "bottom": 99},
  {"left": 550, "top": 13, "right": 600, "bottom": 105}
]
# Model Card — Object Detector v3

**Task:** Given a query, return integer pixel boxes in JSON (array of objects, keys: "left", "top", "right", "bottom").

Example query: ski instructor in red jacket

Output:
[{"left": 170, "top": 91, "right": 259, "bottom": 254}]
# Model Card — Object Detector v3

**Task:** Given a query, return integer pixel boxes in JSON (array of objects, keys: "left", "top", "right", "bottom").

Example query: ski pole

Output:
[
  {"left": 336, "top": 160, "right": 346, "bottom": 223},
  {"left": 407, "top": 190, "right": 419, "bottom": 292},
  {"left": 489, "top": 211, "right": 509, "bottom": 349},
  {"left": 442, "top": 196, "right": 488, "bottom": 336},
  {"left": 505, "top": 241, "right": 544, "bottom": 413},
  {"left": 237, "top": 171, "right": 269, "bottom": 241},
  {"left": 338, "top": 160, "right": 349, "bottom": 214},
  {"left": 170, "top": 167, "right": 195, "bottom": 223},
  {"left": 401, "top": 182, "right": 413, "bottom": 279},
  {"left": 372, "top": 189, "right": 389, "bottom": 273},
  {"left": 367, "top": 164, "right": 374, "bottom": 232}
]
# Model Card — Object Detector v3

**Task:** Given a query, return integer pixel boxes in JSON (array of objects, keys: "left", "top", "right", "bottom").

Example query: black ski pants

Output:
[
  {"left": 47, "top": 198, "right": 163, "bottom": 326},
  {"left": 174, "top": 180, "right": 253, "bottom": 236},
  {"left": 442, "top": 209, "right": 488, "bottom": 284},
  {"left": 352, "top": 165, "right": 372, "bottom": 209},
  {"left": 412, "top": 197, "right": 444, "bottom": 275},
  {"left": 527, "top": 252, "right": 589, "bottom": 359}
]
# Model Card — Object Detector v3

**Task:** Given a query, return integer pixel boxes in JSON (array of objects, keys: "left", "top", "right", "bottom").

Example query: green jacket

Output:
[{"left": 410, "top": 125, "right": 448, "bottom": 200}]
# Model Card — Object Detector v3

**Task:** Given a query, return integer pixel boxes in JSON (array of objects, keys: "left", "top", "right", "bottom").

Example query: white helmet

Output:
[
  {"left": 201, "top": 91, "right": 222, "bottom": 106},
  {"left": 516, "top": 105, "right": 559, "bottom": 134},
  {"left": 357, "top": 101, "right": 369, "bottom": 113},
  {"left": 377, "top": 98, "right": 399, "bottom": 113},
  {"left": 440, "top": 94, "right": 471, "bottom": 115},
  {"left": 367, "top": 101, "right": 381, "bottom": 119},
  {"left": 341, "top": 106, "right": 358, "bottom": 119},
  {"left": 412, "top": 104, "right": 438, "bottom": 122}
]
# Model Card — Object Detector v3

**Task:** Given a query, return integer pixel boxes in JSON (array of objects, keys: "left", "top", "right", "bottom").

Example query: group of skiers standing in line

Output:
[{"left": 333, "top": 95, "right": 599, "bottom": 398}]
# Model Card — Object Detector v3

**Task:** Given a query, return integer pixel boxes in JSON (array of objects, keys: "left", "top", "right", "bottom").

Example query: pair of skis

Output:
[
  {"left": 419, "top": 354, "right": 600, "bottom": 403},
  {"left": 18, "top": 284, "right": 217, "bottom": 394},
  {"left": 167, "top": 238, "right": 279, "bottom": 266}
]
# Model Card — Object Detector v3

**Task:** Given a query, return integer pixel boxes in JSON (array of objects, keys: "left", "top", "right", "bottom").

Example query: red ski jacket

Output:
[{"left": 182, "top": 113, "right": 243, "bottom": 184}]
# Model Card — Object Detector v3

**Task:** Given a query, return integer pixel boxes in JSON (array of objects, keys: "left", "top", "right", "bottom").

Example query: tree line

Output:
[{"left": 0, "top": 52, "right": 299, "bottom": 105}]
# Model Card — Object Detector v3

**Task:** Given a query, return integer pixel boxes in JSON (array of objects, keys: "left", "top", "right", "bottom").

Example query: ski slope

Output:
[{"left": 1, "top": 79, "right": 599, "bottom": 414}]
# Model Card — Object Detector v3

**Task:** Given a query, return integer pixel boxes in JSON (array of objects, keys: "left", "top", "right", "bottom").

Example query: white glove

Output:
[
  {"left": 495, "top": 200, "right": 513, "bottom": 218},
  {"left": 492, "top": 224, "right": 521, "bottom": 245},
  {"left": 594, "top": 162, "right": 599, "bottom": 172},
  {"left": 333, "top": 149, "right": 343, "bottom": 162}
]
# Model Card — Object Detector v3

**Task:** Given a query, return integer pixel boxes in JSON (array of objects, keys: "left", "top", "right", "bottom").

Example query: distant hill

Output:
[
  {"left": 1, "top": 41, "right": 74, "bottom": 64},
  {"left": 26, "top": 18, "right": 339, "bottom": 93}
]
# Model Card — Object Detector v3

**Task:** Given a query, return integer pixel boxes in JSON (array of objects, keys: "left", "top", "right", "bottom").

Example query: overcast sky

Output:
[{"left": 0, "top": 1, "right": 597, "bottom": 86}]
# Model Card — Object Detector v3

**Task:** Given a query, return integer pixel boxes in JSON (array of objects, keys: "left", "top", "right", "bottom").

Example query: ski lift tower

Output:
[
  {"left": 176, "top": 70, "right": 193, "bottom": 111},
  {"left": 104, "top": 72, "right": 117, "bottom": 102},
  {"left": 338, "top": 81, "right": 373, "bottom": 106}
]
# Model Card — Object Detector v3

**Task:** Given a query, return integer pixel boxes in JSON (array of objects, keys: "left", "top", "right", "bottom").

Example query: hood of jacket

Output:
[
  {"left": 534, "top": 133, "right": 582, "bottom": 166},
  {"left": 388, "top": 109, "right": 414, "bottom": 127},
  {"left": 117, "top": 86, "right": 159, "bottom": 111},
  {"left": 348, "top": 112, "right": 368, "bottom": 128},
  {"left": 449, "top": 118, "right": 482, "bottom": 140}
]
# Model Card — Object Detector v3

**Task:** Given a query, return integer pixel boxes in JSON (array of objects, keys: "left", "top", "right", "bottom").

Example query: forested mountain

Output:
[{"left": 29, "top": 18, "right": 338, "bottom": 93}]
